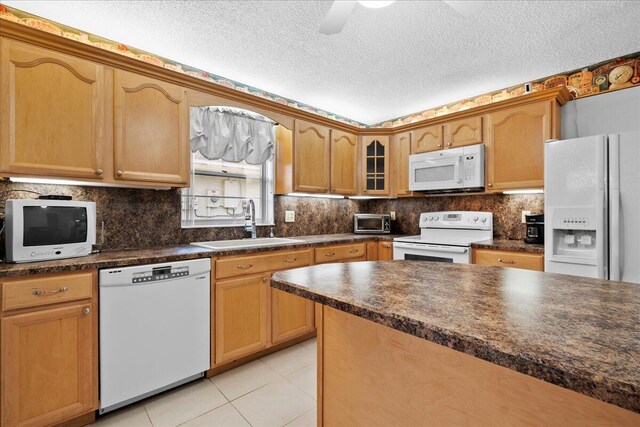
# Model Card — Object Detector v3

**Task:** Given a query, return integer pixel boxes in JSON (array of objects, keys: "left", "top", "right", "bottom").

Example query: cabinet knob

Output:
[
  {"left": 437, "top": 144, "right": 441, "bottom": 147},
  {"left": 95, "top": 169, "right": 103, "bottom": 175},
  {"left": 83, "top": 307, "right": 91, "bottom": 315},
  {"left": 117, "top": 170, "right": 124, "bottom": 176},
  {"left": 447, "top": 143, "right": 452, "bottom": 147},
  {"left": 488, "top": 183, "right": 493, "bottom": 187},
  {"left": 262, "top": 277, "right": 267, "bottom": 283}
]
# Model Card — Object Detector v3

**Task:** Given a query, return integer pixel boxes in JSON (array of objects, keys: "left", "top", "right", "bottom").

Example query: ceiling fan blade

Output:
[
  {"left": 320, "top": 1, "right": 357, "bottom": 35},
  {"left": 442, "top": 1, "right": 487, "bottom": 17}
]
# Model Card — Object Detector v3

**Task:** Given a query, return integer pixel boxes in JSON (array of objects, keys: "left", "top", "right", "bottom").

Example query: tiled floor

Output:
[{"left": 93, "top": 338, "right": 317, "bottom": 427}]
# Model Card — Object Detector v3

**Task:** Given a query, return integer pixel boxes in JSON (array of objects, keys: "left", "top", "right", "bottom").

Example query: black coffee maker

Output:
[{"left": 524, "top": 214, "right": 544, "bottom": 244}]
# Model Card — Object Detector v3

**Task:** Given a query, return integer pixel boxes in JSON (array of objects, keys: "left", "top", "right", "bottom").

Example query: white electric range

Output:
[{"left": 393, "top": 211, "right": 493, "bottom": 264}]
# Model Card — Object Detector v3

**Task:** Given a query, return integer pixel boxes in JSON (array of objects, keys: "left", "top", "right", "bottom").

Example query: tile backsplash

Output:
[
  {"left": 361, "top": 194, "right": 544, "bottom": 240},
  {"left": 0, "top": 181, "right": 541, "bottom": 257}
]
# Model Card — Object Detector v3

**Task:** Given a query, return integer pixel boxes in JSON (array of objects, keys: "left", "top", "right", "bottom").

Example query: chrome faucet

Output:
[{"left": 244, "top": 199, "right": 256, "bottom": 239}]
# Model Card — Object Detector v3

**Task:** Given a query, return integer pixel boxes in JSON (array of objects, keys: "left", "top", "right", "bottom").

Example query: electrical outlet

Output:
[
  {"left": 521, "top": 210, "right": 531, "bottom": 223},
  {"left": 390, "top": 211, "right": 396, "bottom": 220},
  {"left": 285, "top": 210, "right": 295, "bottom": 223}
]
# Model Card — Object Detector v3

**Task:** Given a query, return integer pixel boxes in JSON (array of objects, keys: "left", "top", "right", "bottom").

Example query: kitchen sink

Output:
[{"left": 190, "top": 237, "right": 305, "bottom": 250}]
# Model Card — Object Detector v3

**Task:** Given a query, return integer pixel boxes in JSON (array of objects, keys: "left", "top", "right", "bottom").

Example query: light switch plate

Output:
[
  {"left": 390, "top": 211, "right": 396, "bottom": 220},
  {"left": 521, "top": 210, "right": 531, "bottom": 223},
  {"left": 285, "top": 210, "right": 295, "bottom": 223}
]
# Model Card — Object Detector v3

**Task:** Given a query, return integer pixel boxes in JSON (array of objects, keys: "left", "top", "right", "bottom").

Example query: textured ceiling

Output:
[{"left": 4, "top": 1, "right": 640, "bottom": 125}]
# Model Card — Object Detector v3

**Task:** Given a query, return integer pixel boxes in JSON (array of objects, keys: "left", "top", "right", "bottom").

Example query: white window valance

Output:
[{"left": 189, "top": 106, "right": 275, "bottom": 165}]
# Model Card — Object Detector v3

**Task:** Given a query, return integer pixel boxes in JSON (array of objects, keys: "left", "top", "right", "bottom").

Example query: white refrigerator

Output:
[{"left": 545, "top": 132, "right": 640, "bottom": 284}]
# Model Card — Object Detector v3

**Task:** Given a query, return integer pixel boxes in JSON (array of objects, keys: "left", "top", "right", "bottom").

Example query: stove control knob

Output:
[
  {"left": 429, "top": 216, "right": 434, "bottom": 221},
  {"left": 473, "top": 216, "right": 479, "bottom": 222},
  {"left": 481, "top": 217, "right": 487, "bottom": 223},
  {"left": 434, "top": 216, "right": 439, "bottom": 221}
]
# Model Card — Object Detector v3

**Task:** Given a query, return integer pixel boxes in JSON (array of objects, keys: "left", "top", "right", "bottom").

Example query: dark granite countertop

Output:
[
  {"left": 271, "top": 261, "right": 640, "bottom": 413},
  {"left": 472, "top": 239, "right": 544, "bottom": 254},
  {"left": 0, "top": 234, "right": 399, "bottom": 278}
]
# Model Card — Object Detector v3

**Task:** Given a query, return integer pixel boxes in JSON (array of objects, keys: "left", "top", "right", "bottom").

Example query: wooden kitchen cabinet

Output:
[
  {"left": 485, "top": 100, "right": 555, "bottom": 192},
  {"left": 412, "top": 124, "right": 443, "bottom": 153},
  {"left": 315, "top": 242, "right": 367, "bottom": 264},
  {"left": 412, "top": 116, "right": 482, "bottom": 154},
  {"left": 330, "top": 130, "right": 358, "bottom": 195},
  {"left": 212, "top": 248, "right": 314, "bottom": 368},
  {"left": 392, "top": 131, "right": 421, "bottom": 197},
  {"left": 1, "top": 271, "right": 97, "bottom": 427},
  {"left": 114, "top": 69, "right": 189, "bottom": 186},
  {"left": 366, "top": 241, "right": 378, "bottom": 260},
  {"left": 272, "top": 288, "right": 314, "bottom": 345},
  {"left": 472, "top": 248, "right": 544, "bottom": 271},
  {"left": 377, "top": 241, "right": 393, "bottom": 260},
  {"left": 444, "top": 116, "right": 483, "bottom": 149},
  {"left": 361, "top": 135, "right": 391, "bottom": 196},
  {"left": 0, "top": 39, "right": 105, "bottom": 179},
  {"left": 215, "top": 273, "right": 270, "bottom": 364},
  {"left": 294, "top": 119, "right": 331, "bottom": 193}
]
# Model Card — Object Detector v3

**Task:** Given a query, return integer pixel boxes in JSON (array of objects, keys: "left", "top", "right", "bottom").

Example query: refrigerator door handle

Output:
[
  {"left": 610, "top": 189, "right": 621, "bottom": 281},
  {"left": 609, "top": 134, "right": 621, "bottom": 281},
  {"left": 595, "top": 136, "right": 608, "bottom": 280}
]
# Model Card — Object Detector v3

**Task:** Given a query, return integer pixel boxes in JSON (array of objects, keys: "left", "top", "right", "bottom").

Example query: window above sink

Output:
[{"left": 181, "top": 152, "right": 274, "bottom": 228}]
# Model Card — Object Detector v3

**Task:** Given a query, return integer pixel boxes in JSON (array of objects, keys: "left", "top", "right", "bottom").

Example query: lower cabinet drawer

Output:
[
  {"left": 1, "top": 270, "right": 95, "bottom": 311},
  {"left": 315, "top": 243, "right": 367, "bottom": 264},
  {"left": 472, "top": 249, "right": 544, "bottom": 271},
  {"left": 216, "top": 249, "right": 311, "bottom": 279}
]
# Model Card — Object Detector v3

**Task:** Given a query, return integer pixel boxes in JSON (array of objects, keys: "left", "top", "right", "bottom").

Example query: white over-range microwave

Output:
[
  {"left": 409, "top": 144, "right": 485, "bottom": 193},
  {"left": 4, "top": 199, "right": 96, "bottom": 263}
]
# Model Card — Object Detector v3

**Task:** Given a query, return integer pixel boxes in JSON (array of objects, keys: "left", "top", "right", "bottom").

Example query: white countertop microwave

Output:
[
  {"left": 409, "top": 144, "right": 485, "bottom": 193},
  {"left": 4, "top": 199, "right": 96, "bottom": 263}
]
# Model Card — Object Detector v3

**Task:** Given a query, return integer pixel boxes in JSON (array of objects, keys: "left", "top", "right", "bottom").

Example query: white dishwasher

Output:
[{"left": 99, "top": 258, "right": 210, "bottom": 413}]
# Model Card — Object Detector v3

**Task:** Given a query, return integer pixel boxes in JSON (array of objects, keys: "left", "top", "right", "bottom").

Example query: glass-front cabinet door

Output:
[{"left": 361, "top": 136, "right": 390, "bottom": 196}]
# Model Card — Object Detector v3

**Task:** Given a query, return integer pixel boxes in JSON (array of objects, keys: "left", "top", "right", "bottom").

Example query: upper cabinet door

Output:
[
  {"left": 293, "top": 119, "right": 330, "bottom": 193},
  {"left": 361, "top": 135, "right": 390, "bottom": 196},
  {"left": 114, "top": 70, "right": 189, "bottom": 186},
  {"left": 392, "top": 131, "right": 412, "bottom": 197},
  {"left": 330, "top": 130, "right": 358, "bottom": 195},
  {"left": 485, "top": 100, "right": 553, "bottom": 191},
  {"left": 444, "top": 116, "right": 483, "bottom": 149},
  {"left": 412, "top": 124, "right": 443, "bottom": 153},
  {"left": 0, "top": 39, "right": 105, "bottom": 179}
]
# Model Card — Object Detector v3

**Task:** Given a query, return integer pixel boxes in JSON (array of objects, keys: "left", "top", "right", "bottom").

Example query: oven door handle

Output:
[{"left": 393, "top": 242, "right": 468, "bottom": 254}]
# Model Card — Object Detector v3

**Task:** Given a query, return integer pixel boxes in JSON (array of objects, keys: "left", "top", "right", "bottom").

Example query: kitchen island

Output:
[{"left": 271, "top": 261, "right": 640, "bottom": 426}]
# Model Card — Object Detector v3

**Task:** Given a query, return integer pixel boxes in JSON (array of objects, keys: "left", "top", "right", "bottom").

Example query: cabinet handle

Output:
[
  {"left": 117, "top": 170, "right": 124, "bottom": 176},
  {"left": 32, "top": 287, "right": 68, "bottom": 296},
  {"left": 237, "top": 264, "right": 253, "bottom": 270},
  {"left": 497, "top": 259, "right": 517, "bottom": 265},
  {"left": 349, "top": 248, "right": 359, "bottom": 254},
  {"left": 83, "top": 307, "right": 91, "bottom": 315},
  {"left": 325, "top": 252, "right": 336, "bottom": 257},
  {"left": 284, "top": 258, "right": 297, "bottom": 263},
  {"left": 95, "top": 169, "right": 103, "bottom": 175}
]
